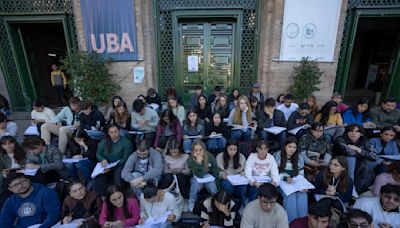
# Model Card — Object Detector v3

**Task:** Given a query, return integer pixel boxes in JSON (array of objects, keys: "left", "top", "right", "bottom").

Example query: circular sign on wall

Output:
[
  {"left": 303, "top": 23, "right": 317, "bottom": 39},
  {"left": 286, "top": 23, "right": 300, "bottom": 39}
]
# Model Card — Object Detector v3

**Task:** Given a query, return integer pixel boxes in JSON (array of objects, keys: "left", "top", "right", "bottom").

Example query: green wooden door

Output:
[{"left": 178, "top": 21, "right": 235, "bottom": 104}]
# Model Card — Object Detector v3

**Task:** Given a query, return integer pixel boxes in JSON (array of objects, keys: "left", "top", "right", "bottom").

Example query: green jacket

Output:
[
  {"left": 370, "top": 107, "right": 400, "bottom": 129},
  {"left": 96, "top": 137, "right": 133, "bottom": 164},
  {"left": 187, "top": 152, "right": 221, "bottom": 182}
]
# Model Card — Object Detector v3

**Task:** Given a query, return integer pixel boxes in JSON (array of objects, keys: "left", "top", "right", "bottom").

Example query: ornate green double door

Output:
[{"left": 177, "top": 20, "right": 235, "bottom": 103}]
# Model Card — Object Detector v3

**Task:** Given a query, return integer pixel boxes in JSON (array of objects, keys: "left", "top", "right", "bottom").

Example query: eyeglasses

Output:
[
  {"left": 348, "top": 221, "right": 370, "bottom": 228},
  {"left": 260, "top": 200, "right": 277, "bottom": 206},
  {"left": 9, "top": 178, "right": 29, "bottom": 189}
]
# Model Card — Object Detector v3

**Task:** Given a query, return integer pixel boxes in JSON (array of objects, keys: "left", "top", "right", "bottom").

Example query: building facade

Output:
[{"left": 1, "top": 0, "right": 400, "bottom": 111}]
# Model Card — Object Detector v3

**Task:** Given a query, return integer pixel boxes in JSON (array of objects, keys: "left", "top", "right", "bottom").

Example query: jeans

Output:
[
  {"left": 220, "top": 179, "right": 248, "bottom": 207},
  {"left": 247, "top": 185, "right": 259, "bottom": 202},
  {"left": 66, "top": 159, "right": 95, "bottom": 184},
  {"left": 188, "top": 177, "right": 218, "bottom": 212},
  {"left": 280, "top": 188, "right": 308, "bottom": 222},
  {"left": 346, "top": 156, "right": 356, "bottom": 181},
  {"left": 183, "top": 138, "right": 195, "bottom": 153},
  {"left": 206, "top": 137, "right": 227, "bottom": 151},
  {"left": 258, "top": 130, "right": 286, "bottom": 149},
  {"left": 92, "top": 165, "right": 123, "bottom": 197},
  {"left": 231, "top": 129, "right": 252, "bottom": 142},
  {"left": 85, "top": 130, "right": 106, "bottom": 141}
]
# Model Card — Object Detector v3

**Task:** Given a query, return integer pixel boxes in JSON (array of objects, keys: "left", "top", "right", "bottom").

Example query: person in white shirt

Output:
[
  {"left": 138, "top": 180, "right": 181, "bottom": 226},
  {"left": 277, "top": 94, "right": 299, "bottom": 121},
  {"left": 245, "top": 140, "right": 280, "bottom": 201},
  {"left": 345, "top": 209, "right": 373, "bottom": 228},
  {"left": 31, "top": 99, "right": 56, "bottom": 124},
  {"left": 353, "top": 184, "right": 400, "bottom": 228}
]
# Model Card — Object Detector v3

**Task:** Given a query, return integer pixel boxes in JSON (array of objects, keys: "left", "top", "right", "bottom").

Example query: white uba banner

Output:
[{"left": 279, "top": 0, "right": 342, "bottom": 62}]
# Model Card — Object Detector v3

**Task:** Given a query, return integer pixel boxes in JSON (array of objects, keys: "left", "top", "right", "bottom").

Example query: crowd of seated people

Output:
[{"left": 0, "top": 89, "right": 399, "bottom": 228}]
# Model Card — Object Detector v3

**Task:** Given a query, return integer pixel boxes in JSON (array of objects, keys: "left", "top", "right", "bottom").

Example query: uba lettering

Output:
[{"left": 90, "top": 33, "right": 134, "bottom": 53}]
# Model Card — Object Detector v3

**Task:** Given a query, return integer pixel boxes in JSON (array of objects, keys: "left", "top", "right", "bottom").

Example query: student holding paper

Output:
[
  {"left": 200, "top": 189, "right": 236, "bottom": 228},
  {"left": 333, "top": 124, "right": 378, "bottom": 184},
  {"left": 66, "top": 129, "right": 97, "bottom": 185},
  {"left": 98, "top": 185, "right": 140, "bottom": 227},
  {"left": 182, "top": 109, "right": 205, "bottom": 153},
  {"left": 245, "top": 140, "right": 280, "bottom": 201},
  {"left": 287, "top": 102, "right": 313, "bottom": 138},
  {"left": 369, "top": 126, "right": 399, "bottom": 173},
  {"left": 92, "top": 124, "right": 133, "bottom": 197},
  {"left": 121, "top": 139, "right": 163, "bottom": 197},
  {"left": 227, "top": 95, "right": 253, "bottom": 143},
  {"left": 299, "top": 122, "right": 332, "bottom": 181},
  {"left": 24, "top": 136, "right": 67, "bottom": 183},
  {"left": 216, "top": 140, "right": 247, "bottom": 208},
  {"left": 187, "top": 140, "right": 222, "bottom": 212},
  {"left": 274, "top": 136, "right": 307, "bottom": 222},
  {"left": 158, "top": 138, "right": 190, "bottom": 199},
  {"left": 312, "top": 156, "right": 353, "bottom": 205},
  {"left": 205, "top": 112, "right": 229, "bottom": 155},
  {"left": 154, "top": 109, "right": 182, "bottom": 151},
  {"left": 61, "top": 180, "right": 102, "bottom": 225},
  {"left": 130, "top": 99, "right": 159, "bottom": 146},
  {"left": 139, "top": 180, "right": 180, "bottom": 226},
  {"left": 342, "top": 97, "right": 375, "bottom": 127},
  {"left": 314, "top": 101, "right": 345, "bottom": 141},
  {"left": 256, "top": 98, "right": 287, "bottom": 149}
]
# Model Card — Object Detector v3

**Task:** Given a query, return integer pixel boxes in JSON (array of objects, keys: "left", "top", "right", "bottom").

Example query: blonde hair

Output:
[
  {"left": 191, "top": 140, "right": 209, "bottom": 172},
  {"left": 233, "top": 95, "right": 252, "bottom": 124}
]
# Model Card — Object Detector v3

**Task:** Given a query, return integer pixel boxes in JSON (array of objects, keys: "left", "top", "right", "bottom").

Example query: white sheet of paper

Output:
[
  {"left": 62, "top": 157, "right": 88, "bottom": 164},
  {"left": 24, "top": 125, "right": 40, "bottom": 136},
  {"left": 227, "top": 174, "right": 249, "bottom": 186},
  {"left": 23, "top": 168, "right": 39, "bottom": 176},
  {"left": 134, "top": 67, "right": 145, "bottom": 84},
  {"left": 264, "top": 126, "right": 287, "bottom": 135},
  {"left": 223, "top": 118, "right": 229, "bottom": 123},
  {"left": 91, "top": 160, "right": 120, "bottom": 179},
  {"left": 279, "top": 175, "right": 315, "bottom": 196},
  {"left": 185, "top": 135, "right": 202, "bottom": 139},
  {"left": 129, "top": 130, "right": 144, "bottom": 135},
  {"left": 288, "top": 124, "right": 310, "bottom": 135},
  {"left": 188, "top": 55, "right": 199, "bottom": 72},
  {"left": 195, "top": 174, "right": 216, "bottom": 184},
  {"left": 27, "top": 224, "right": 41, "bottom": 228},
  {"left": 208, "top": 133, "right": 222, "bottom": 139},
  {"left": 52, "top": 218, "right": 85, "bottom": 228},
  {"left": 136, "top": 211, "right": 171, "bottom": 228},
  {"left": 379, "top": 155, "right": 400, "bottom": 160},
  {"left": 253, "top": 175, "right": 272, "bottom": 183}
]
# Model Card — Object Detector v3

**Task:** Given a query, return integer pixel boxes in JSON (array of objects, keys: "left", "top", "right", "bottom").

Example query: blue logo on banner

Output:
[{"left": 80, "top": 0, "right": 138, "bottom": 61}]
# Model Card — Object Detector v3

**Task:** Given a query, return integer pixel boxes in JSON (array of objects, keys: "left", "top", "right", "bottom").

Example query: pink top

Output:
[
  {"left": 372, "top": 173, "right": 400, "bottom": 196},
  {"left": 98, "top": 197, "right": 140, "bottom": 227},
  {"left": 337, "top": 103, "right": 348, "bottom": 113}
]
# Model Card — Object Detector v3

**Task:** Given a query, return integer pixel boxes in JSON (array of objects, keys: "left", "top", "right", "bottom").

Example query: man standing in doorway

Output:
[{"left": 50, "top": 63, "right": 67, "bottom": 106}]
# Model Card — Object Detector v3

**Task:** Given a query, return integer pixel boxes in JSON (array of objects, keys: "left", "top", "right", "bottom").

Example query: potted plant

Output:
[
  {"left": 288, "top": 57, "right": 323, "bottom": 102},
  {"left": 61, "top": 50, "right": 120, "bottom": 106}
]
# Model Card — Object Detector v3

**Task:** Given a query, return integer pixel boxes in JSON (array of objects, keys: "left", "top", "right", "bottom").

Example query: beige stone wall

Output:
[
  {"left": 257, "top": 0, "right": 348, "bottom": 105},
  {"left": 72, "top": 0, "right": 157, "bottom": 109}
]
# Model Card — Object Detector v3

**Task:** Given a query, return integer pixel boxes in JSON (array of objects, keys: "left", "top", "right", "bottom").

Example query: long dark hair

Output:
[
  {"left": 160, "top": 109, "right": 179, "bottom": 128},
  {"left": 185, "top": 109, "right": 200, "bottom": 126},
  {"left": 223, "top": 140, "right": 240, "bottom": 170},
  {"left": 197, "top": 95, "right": 208, "bottom": 109},
  {"left": 165, "top": 138, "right": 183, "bottom": 156},
  {"left": 278, "top": 136, "right": 299, "bottom": 176},
  {"left": 105, "top": 185, "right": 131, "bottom": 222},
  {"left": 0, "top": 136, "right": 26, "bottom": 165},
  {"left": 209, "top": 190, "right": 232, "bottom": 225},
  {"left": 318, "top": 101, "right": 338, "bottom": 125},
  {"left": 323, "top": 156, "right": 349, "bottom": 193},
  {"left": 350, "top": 97, "right": 371, "bottom": 122},
  {"left": 105, "top": 124, "right": 120, "bottom": 153},
  {"left": 110, "top": 96, "right": 124, "bottom": 109}
]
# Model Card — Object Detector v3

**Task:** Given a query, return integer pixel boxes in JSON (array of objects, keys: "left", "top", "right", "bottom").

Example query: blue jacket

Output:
[
  {"left": 369, "top": 137, "right": 399, "bottom": 164},
  {"left": 0, "top": 183, "right": 60, "bottom": 228},
  {"left": 342, "top": 108, "right": 371, "bottom": 125}
]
